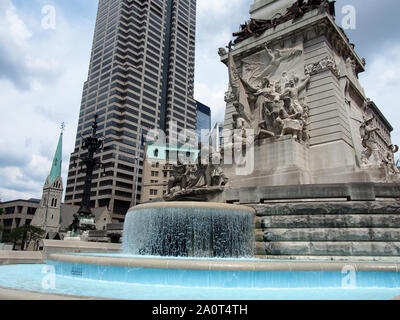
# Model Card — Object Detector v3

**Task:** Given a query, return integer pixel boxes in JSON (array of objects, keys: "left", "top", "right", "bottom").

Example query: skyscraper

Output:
[
  {"left": 196, "top": 100, "right": 211, "bottom": 144},
  {"left": 65, "top": 0, "right": 197, "bottom": 221}
]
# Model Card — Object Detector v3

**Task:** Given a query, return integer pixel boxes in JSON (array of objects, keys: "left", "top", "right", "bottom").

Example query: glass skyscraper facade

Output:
[
  {"left": 196, "top": 101, "right": 211, "bottom": 144},
  {"left": 64, "top": 0, "right": 197, "bottom": 221}
]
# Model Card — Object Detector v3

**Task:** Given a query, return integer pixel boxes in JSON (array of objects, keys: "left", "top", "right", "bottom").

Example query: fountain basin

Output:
[
  {"left": 2, "top": 253, "right": 400, "bottom": 300},
  {"left": 122, "top": 202, "right": 255, "bottom": 258}
]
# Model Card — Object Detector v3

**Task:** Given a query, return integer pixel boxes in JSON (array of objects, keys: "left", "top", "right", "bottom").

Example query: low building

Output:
[{"left": 0, "top": 199, "right": 40, "bottom": 240}]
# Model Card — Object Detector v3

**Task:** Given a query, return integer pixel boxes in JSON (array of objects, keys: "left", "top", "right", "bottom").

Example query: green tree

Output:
[{"left": 3, "top": 225, "right": 46, "bottom": 251}]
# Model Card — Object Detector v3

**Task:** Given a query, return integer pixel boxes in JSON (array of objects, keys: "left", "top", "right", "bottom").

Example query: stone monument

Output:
[
  {"left": 166, "top": 0, "right": 400, "bottom": 260},
  {"left": 218, "top": 0, "right": 399, "bottom": 193},
  {"left": 215, "top": 0, "right": 400, "bottom": 260}
]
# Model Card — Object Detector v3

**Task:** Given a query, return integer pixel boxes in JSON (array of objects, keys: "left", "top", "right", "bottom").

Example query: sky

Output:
[{"left": 0, "top": 0, "right": 399, "bottom": 201}]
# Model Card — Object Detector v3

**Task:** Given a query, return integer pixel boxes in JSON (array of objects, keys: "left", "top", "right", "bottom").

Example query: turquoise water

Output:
[{"left": 1, "top": 262, "right": 400, "bottom": 300}]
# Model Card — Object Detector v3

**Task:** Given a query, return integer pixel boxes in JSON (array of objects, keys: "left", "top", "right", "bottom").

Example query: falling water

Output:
[{"left": 122, "top": 204, "right": 255, "bottom": 258}]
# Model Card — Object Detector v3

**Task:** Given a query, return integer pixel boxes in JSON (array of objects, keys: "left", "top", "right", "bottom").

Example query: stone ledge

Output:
[
  {"left": 254, "top": 201, "right": 400, "bottom": 216},
  {"left": 0, "top": 251, "right": 43, "bottom": 265},
  {"left": 48, "top": 253, "right": 400, "bottom": 272},
  {"left": 0, "top": 287, "right": 105, "bottom": 300},
  {"left": 225, "top": 183, "right": 400, "bottom": 204},
  {"left": 258, "top": 241, "right": 400, "bottom": 257},
  {"left": 42, "top": 240, "right": 121, "bottom": 260},
  {"left": 254, "top": 255, "right": 400, "bottom": 262},
  {"left": 130, "top": 201, "right": 256, "bottom": 214}
]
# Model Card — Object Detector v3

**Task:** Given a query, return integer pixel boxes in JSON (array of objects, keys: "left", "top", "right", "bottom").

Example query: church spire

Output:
[{"left": 49, "top": 124, "right": 64, "bottom": 185}]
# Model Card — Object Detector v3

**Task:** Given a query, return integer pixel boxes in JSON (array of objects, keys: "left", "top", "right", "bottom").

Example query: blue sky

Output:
[{"left": 0, "top": 0, "right": 399, "bottom": 201}]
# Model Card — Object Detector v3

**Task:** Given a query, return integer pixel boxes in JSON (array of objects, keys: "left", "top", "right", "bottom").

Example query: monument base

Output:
[
  {"left": 252, "top": 201, "right": 400, "bottom": 260},
  {"left": 223, "top": 136, "right": 312, "bottom": 188},
  {"left": 222, "top": 135, "right": 399, "bottom": 189}
]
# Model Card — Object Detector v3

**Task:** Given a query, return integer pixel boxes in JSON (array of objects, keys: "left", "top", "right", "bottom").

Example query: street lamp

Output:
[{"left": 71, "top": 115, "right": 106, "bottom": 235}]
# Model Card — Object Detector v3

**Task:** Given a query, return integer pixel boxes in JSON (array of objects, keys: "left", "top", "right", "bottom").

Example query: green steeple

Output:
[{"left": 49, "top": 132, "right": 63, "bottom": 185}]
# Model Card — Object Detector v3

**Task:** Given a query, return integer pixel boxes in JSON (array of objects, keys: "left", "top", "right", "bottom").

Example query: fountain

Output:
[
  {"left": 1, "top": 200, "right": 400, "bottom": 300},
  {"left": 121, "top": 202, "right": 255, "bottom": 258}
]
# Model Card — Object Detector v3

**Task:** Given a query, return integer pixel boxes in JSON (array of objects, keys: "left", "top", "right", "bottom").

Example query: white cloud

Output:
[
  {"left": 0, "top": 188, "right": 38, "bottom": 202},
  {"left": 2, "top": 1, "right": 32, "bottom": 47},
  {"left": 0, "top": 0, "right": 93, "bottom": 201},
  {"left": 194, "top": 0, "right": 253, "bottom": 126},
  {"left": 197, "top": 0, "right": 245, "bottom": 17}
]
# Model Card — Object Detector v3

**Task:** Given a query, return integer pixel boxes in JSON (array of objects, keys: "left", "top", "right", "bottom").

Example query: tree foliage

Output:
[{"left": 3, "top": 225, "right": 46, "bottom": 251}]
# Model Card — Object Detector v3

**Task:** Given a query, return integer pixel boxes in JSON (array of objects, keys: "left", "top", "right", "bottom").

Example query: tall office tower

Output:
[
  {"left": 64, "top": 0, "right": 197, "bottom": 221},
  {"left": 196, "top": 101, "right": 211, "bottom": 144}
]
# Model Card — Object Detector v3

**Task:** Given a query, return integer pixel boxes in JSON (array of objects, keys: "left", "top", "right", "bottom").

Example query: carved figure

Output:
[
  {"left": 223, "top": 114, "right": 255, "bottom": 152},
  {"left": 281, "top": 74, "right": 311, "bottom": 119},
  {"left": 165, "top": 145, "right": 229, "bottom": 199},
  {"left": 167, "top": 161, "right": 190, "bottom": 193},
  {"left": 258, "top": 43, "right": 302, "bottom": 79},
  {"left": 346, "top": 57, "right": 357, "bottom": 77},
  {"left": 360, "top": 116, "right": 380, "bottom": 165},
  {"left": 218, "top": 47, "right": 227, "bottom": 57},
  {"left": 382, "top": 144, "right": 400, "bottom": 178},
  {"left": 305, "top": 56, "right": 339, "bottom": 77}
]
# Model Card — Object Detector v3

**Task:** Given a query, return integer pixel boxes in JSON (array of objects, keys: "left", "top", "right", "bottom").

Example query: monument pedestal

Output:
[
  {"left": 222, "top": 134, "right": 398, "bottom": 191},
  {"left": 224, "top": 135, "right": 312, "bottom": 188}
]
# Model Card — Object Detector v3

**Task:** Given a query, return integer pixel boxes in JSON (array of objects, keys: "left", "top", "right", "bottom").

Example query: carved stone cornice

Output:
[
  {"left": 305, "top": 55, "right": 340, "bottom": 78},
  {"left": 233, "top": 0, "right": 335, "bottom": 45}
]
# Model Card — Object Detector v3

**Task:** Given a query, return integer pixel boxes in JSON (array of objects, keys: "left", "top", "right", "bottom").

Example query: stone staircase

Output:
[{"left": 254, "top": 201, "right": 400, "bottom": 260}]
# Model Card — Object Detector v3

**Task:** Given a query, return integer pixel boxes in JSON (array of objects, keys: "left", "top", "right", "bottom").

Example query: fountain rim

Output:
[
  {"left": 128, "top": 201, "right": 256, "bottom": 214},
  {"left": 48, "top": 253, "right": 400, "bottom": 273}
]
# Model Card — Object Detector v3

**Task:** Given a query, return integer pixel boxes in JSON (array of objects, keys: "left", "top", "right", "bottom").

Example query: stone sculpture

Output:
[
  {"left": 346, "top": 57, "right": 357, "bottom": 77},
  {"left": 225, "top": 39, "right": 310, "bottom": 145},
  {"left": 232, "top": 0, "right": 335, "bottom": 45},
  {"left": 167, "top": 160, "right": 191, "bottom": 194},
  {"left": 360, "top": 116, "right": 380, "bottom": 165},
  {"left": 258, "top": 43, "right": 303, "bottom": 80},
  {"left": 165, "top": 146, "right": 228, "bottom": 200},
  {"left": 382, "top": 144, "right": 400, "bottom": 179},
  {"left": 305, "top": 56, "right": 339, "bottom": 77}
]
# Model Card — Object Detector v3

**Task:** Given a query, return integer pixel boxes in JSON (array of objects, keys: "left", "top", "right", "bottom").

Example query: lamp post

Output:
[{"left": 71, "top": 115, "right": 105, "bottom": 235}]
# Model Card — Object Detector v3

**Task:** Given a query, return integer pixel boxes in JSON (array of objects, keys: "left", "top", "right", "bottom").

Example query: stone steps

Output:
[
  {"left": 253, "top": 201, "right": 400, "bottom": 258},
  {"left": 255, "top": 228, "right": 400, "bottom": 242},
  {"left": 255, "top": 241, "right": 400, "bottom": 257},
  {"left": 256, "top": 215, "right": 400, "bottom": 228}
]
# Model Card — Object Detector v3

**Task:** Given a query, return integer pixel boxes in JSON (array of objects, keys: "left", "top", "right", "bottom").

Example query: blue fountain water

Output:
[
  {"left": 1, "top": 261, "right": 400, "bottom": 300},
  {"left": 0, "top": 203, "right": 400, "bottom": 299}
]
